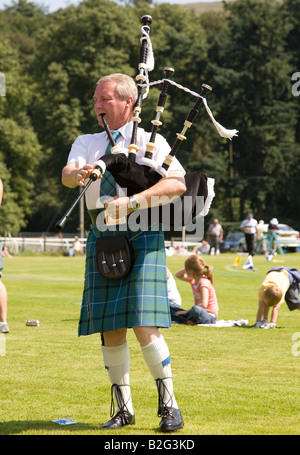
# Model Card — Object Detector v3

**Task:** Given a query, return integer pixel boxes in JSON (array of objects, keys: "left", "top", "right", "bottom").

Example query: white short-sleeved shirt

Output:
[
  {"left": 67, "top": 121, "right": 185, "bottom": 210},
  {"left": 167, "top": 273, "right": 182, "bottom": 308},
  {"left": 240, "top": 218, "right": 258, "bottom": 234}
]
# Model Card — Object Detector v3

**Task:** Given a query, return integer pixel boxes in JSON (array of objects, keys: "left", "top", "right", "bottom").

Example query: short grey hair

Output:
[{"left": 97, "top": 73, "right": 138, "bottom": 104}]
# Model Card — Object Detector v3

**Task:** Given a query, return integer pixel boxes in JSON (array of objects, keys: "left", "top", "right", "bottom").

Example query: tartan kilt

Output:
[{"left": 78, "top": 223, "right": 171, "bottom": 336}]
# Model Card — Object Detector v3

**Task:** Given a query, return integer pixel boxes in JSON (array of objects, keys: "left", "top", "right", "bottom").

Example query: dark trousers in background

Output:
[{"left": 245, "top": 233, "right": 256, "bottom": 256}]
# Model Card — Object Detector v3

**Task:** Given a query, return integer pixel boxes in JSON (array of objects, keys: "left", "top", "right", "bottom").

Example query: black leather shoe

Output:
[
  {"left": 101, "top": 411, "right": 135, "bottom": 429},
  {"left": 159, "top": 407, "right": 184, "bottom": 432}
]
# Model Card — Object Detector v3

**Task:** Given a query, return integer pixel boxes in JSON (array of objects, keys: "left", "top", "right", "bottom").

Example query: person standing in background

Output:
[
  {"left": 0, "top": 179, "right": 9, "bottom": 334},
  {"left": 207, "top": 218, "right": 223, "bottom": 255},
  {"left": 240, "top": 212, "right": 257, "bottom": 256}
]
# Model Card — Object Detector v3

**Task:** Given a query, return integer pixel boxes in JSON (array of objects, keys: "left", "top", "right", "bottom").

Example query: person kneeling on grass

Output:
[
  {"left": 251, "top": 267, "right": 300, "bottom": 329},
  {"left": 174, "top": 255, "right": 219, "bottom": 325}
]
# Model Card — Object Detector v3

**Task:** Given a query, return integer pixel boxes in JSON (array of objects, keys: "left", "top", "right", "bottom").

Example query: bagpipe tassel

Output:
[
  {"left": 201, "top": 97, "right": 238, "bottom": 140},
  {"left": 140, "top": 23, "right": 154, "bottom": 100},
  {"left": 199, "top": 177, "right": 215, "bottom": 217}
]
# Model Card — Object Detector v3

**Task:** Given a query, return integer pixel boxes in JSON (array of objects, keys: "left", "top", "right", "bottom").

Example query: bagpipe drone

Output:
[{"left": 55, "top": 15, "right": 238, "bottom": 231}]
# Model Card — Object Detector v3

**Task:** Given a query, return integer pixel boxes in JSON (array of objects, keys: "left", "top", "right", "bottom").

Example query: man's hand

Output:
[
  {"left": 104, "top": 196, "right": 131, "bottom": 224},
  {"left": 76, "top": 165, "right": 94, "bottom": 187},
  {"left": 62, "top": 163, "right": 94, "bottom": 188},
  {"left": 250, "top": 321, "right": 265, "bottom": 328},
  {"left": 264, "top": 322, "right": 276, "bottom": 329}
]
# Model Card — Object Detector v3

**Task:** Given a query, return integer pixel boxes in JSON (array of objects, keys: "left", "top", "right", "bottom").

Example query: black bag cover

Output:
[{"left": 95, "top": 236, "right": 134, "bottom": 280}]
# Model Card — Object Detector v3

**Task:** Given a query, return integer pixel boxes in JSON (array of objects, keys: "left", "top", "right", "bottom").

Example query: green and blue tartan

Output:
[
  {"left": 97, "top": 130, "right": 120, "bottom": 199},
  {"left": 78, "top": 132, "right": 171, "bottom": 336}
]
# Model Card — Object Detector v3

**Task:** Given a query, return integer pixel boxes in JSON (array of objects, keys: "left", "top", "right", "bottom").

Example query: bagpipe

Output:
[{"left": 55, "top": 15, "right": 238, "bottom": 231}]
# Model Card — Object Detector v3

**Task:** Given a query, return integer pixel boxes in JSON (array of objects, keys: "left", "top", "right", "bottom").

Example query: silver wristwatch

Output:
[{"left": 128, "top": 196, "right": 140, "bottom": 211}]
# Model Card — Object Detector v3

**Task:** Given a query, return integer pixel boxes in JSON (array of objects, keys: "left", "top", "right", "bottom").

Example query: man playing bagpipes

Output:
[
  {"left": 59, "top": 13, "right": 238, "bottom": 431},
  {"left": 62, "top": 73, "right": 186, "bottom": 431}
]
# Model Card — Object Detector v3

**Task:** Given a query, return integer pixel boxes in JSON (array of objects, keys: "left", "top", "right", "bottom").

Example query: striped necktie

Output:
[{"left": 100, "top": 130, "right": 121, "bottom": 198}]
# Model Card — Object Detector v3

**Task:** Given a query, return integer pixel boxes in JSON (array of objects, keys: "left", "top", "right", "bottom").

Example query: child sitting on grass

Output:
[
  {"left": 174, "top": 255, "right": 219, "bottom": 325},
  {"left": 252, "top": 267, "right": 300, "bottom": 329}
]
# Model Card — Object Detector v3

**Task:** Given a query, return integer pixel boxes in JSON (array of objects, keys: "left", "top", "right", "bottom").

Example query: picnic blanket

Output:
[{"left": 197, "top": 318, "right": 249, "bottom": 327}]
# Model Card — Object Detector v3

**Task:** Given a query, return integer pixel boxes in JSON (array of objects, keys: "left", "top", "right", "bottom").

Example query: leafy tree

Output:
[
  {"left": 0, "top": 0, "right": 47, "bottom": 66},
  {"left": 1, "top": 0, "right": 299, "bottom": 235},
  {"left": 0, "top": 38, "right": 41, "bottom": 235},
  {"left": 280, "top": 0, "right": 300, "bottom": 224},
  {"left": 0, "top": 161, "right": 24, "bottom": 236},
  {"left": 203, "top": 0, "right": 296, "bottom": 225},
  {"left": 27, "top": 0, "right": 139, "bottom": 232}
]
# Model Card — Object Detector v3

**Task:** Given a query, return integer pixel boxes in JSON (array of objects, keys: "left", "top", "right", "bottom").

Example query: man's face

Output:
[{"left": 93, "top": 81, "right": 132, "bottom": 130}]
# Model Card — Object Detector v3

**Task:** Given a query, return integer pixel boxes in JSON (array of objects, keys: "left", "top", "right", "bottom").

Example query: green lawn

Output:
[{"left": 1, "top": 252, "right": 299, "bottom": 435}]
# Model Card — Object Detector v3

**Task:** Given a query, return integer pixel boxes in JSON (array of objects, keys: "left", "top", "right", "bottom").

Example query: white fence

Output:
[
  {"left": 1, "top": 236, "right": 200, "bottom": 255},
  {"left": 1, "top": 236, "right": 87, "bottom": 255}
]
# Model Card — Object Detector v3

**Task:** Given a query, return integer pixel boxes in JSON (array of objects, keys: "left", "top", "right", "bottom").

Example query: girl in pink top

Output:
[{"left": 174, "top": 255, "right": 219, "bottom": 325}]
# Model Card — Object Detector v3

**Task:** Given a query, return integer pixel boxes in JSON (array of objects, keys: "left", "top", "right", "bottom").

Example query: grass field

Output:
[{"left": 1, "top": 252, "right": 299, "bottom": 436}]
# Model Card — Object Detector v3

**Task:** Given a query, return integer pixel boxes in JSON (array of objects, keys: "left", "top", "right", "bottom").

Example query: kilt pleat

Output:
[{"left": 78, "top": 223, "right": 171, "bottom": 336}]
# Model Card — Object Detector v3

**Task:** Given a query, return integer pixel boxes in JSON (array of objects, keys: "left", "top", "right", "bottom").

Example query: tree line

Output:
[{"left": 0, "top": 0, "right": 299, "bottom": 236}]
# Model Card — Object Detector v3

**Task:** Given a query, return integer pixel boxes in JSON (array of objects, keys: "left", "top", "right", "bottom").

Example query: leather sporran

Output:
[{"left": 95, "top": 236, "right": 134, "bottom": 280}]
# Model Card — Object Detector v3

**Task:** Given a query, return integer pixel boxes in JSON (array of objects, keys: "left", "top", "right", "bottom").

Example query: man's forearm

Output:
[
  {"left": 134, "top": 171, "right": 186, "bottom": 208},
  {"left": 62, "top": 165, "right": 79, "bottom": 188}
]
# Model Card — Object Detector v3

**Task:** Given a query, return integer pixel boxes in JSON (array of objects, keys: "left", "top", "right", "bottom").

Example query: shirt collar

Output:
[{"left": 118, "top": 121, "right": 133, "bottom": 139}]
